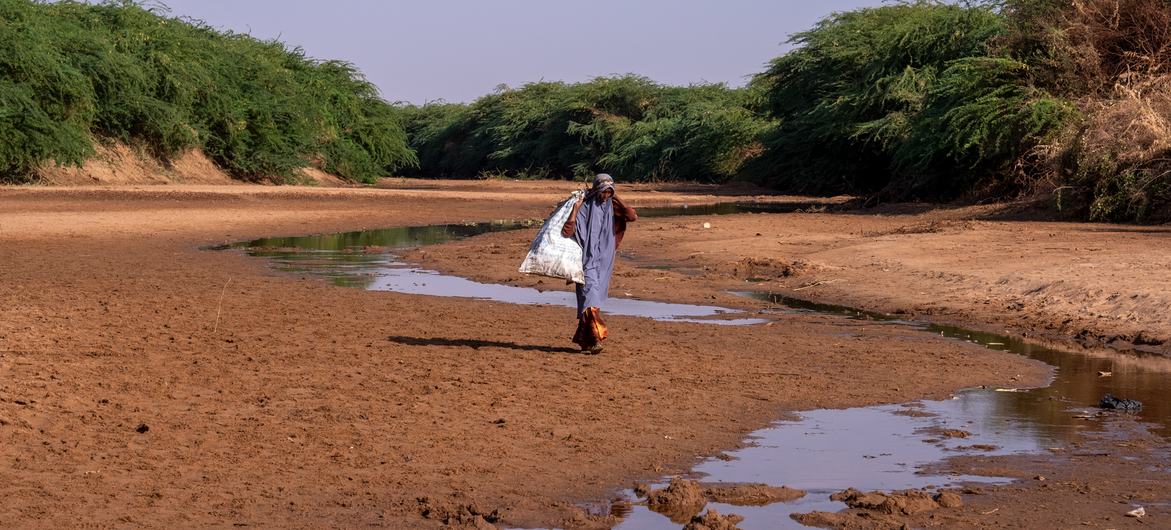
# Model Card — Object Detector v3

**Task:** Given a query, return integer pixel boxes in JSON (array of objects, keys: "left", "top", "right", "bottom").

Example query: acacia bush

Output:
[
  {"left": 0, "top": 0, "right": 415, "bottom": 183},
  {"left": 398, "top": 76, "right": 768, "bottom": 183},
  {"left": 7, "top": 0, "right": 1171, "bottom": 220},
  {"left": 742, "top": 1, "right": 1074, "bottom": 199}
]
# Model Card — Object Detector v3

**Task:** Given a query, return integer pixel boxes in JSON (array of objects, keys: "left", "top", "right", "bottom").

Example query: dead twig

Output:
[{"left": 213, "top": 277, "right": 233, "bottom": 334}]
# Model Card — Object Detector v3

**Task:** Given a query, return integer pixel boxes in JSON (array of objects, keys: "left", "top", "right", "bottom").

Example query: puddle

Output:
[
  {"left": 225, "top": 221, "right": 767, "bottom": 325},
  {"left": 599, "top": 293, "right": 1169, "bottom": 529}
]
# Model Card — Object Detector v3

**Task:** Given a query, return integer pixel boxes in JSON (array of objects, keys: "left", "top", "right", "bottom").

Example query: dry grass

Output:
[
  {"left": 1033, "top": 0, "right": 1171, "bottom": 220},
  {"left": 1079, "top": 78, "right": 1171, "bottom": 167},
  {"left": 1060, "top": 0, "right": 1171, "bottom": 92}
]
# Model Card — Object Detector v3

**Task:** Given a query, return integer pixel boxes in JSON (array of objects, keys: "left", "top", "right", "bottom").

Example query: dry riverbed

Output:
[{"left": 0, "top": 180, "right": 1166, "bottom": 529}]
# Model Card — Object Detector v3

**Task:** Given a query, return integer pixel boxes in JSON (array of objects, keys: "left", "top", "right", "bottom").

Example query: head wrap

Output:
[{"left": 592, "top": 173, "right": 615, "bottom": 194}]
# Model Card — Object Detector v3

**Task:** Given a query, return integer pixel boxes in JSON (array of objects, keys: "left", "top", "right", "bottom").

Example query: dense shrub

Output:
[
  {"left": 398, "top": 76, "right": 768, "bottom": 183},
  {"left": 7, "top": 0, "right": 1170, "bottom": 221},
  {"left": 0, "top": 0, "right": 415, "bottom": 183},
  {"left": 742, "top": 1, "right": 1074, "bottom": 199}
]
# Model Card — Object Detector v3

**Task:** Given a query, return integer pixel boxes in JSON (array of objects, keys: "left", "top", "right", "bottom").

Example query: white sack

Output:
[{"left": 518, "top": 190, "right": 585, "bottom": 284}]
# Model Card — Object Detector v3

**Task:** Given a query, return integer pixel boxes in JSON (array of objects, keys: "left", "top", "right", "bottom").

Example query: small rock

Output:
[
  {"left": 1126, "top": 506, "right": 1146, "bottom": 518},
  {"left": 702, "top": 222, "right": 712, "bottom": 229},
  {"left": 633, "top": 482, "right": 651, "bottom": 498},
  {"left": 135, "top": 424, "right": 149, "bottom": 434}
]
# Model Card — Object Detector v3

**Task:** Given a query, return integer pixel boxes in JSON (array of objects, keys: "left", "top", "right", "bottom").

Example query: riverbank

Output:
[{"left": 0, "top": 181, "right": 1164, "bottom": 528}]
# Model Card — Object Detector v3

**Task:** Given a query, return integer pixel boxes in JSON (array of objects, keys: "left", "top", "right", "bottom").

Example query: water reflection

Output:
[
  {"left": 227, "top": 221, "right": 768, "bottom": 325},
  {"left": 748, "top": 293, "right": 1168, "bottom": 437}
]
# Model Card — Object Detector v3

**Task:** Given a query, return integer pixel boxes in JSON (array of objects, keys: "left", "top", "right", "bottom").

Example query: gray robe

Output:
[{"left": 573, "top": 193, "right": 615, "bottom": 317}]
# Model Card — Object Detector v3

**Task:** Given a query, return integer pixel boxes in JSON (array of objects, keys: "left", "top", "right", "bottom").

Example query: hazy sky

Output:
[{"left": 154, "top": 0, "right": 882, "bottom": 104}]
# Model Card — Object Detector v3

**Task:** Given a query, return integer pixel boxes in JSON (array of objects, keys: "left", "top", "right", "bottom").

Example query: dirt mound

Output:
[
  {"left": 297, "top": 167, "right": 350, "bottom": 187},
  {"left": 417, "top": 497, "right": 501, "bottom": 529},
  {"left": 36, "top": 143, "right": 235, "bottom": 185},
  {"left": 731, "top": 257, "right": 813, "bottom": 279},
  {"left": 683, "top": 508, "right": 745, "bottom": 530},
  {"left": 702, "top": 483, "right": 806, "bottom": 505},
  {"left": 794, "top": 488, "right": 965, "bottom": 528},
  {"left": 830, "top": 488, "right": 951, "bottom": 515},
  {"left": 645, "top": 478, "right": 707, "bottom": 523},
  {"left": 790, "top": 510, "right": 902, "bottom": 529},
  {"left": 33, "top": 142, "right": 352, "bottom": 187}
]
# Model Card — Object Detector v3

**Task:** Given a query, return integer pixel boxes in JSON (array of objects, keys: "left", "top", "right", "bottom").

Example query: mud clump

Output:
[
  {"left": 953, "top": 444, "right": 999, "bottom": 452},
  {"left": 919, "top": 427, "right": 971, "bottom": 439},
  {"left": 645, "top": 478, "right": 707, "bottom": 523},
  {"left": 417, "top": 497, "right": 500, "bottom": 529},
  {"left": 702, "top": 483, "right": 806, "bottom": 505},
  {"left": 683, "top": 508, "right": 744, "bottom": 530},
  {"left": 935, "top": 491, "right": 963, "bottom": 508},
  {"left": 793, "top": 489, "right": 963, "bottom": 529},
  {"left": 790, "top": 511, "right": 898, "bottom": 529},
  {"left": 830, "top": 487, "right": 961, "bottom": 515},
  {"left": 892, "top": 408, "right": 936, "bottom": 418},
  {"left": 732, "top": 257, "right": 813, "bottom": 279}
]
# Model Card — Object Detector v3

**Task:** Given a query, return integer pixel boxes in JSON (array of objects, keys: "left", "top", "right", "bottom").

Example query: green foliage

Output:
[
  {"left": 743, "top": 1, "right": 1073, "bottom": 197},
  {"left": 0, "top": 0, "right": 414, "bottom": 183},
  {"left": 894, "top": 56, "right": 1077, "bottom": 195},
  {"left": 399, "top": 76, "right": 768, "bottom": 183}
]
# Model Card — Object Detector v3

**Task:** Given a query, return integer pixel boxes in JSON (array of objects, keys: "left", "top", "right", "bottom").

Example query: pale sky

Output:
[{"left": 154, "top": 0, "right": 883, "bottom": 104}]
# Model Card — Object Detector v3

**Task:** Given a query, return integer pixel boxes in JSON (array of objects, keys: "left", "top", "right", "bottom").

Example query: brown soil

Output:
[
  {"left": 0, "top": 180, "right": 1163, "bottom": 529},
  {"left": 33, "top": 143, "right": 357, "bottom": 188},
  {"left": 35, "top": 144, "right": 237, "bottom": 186}
]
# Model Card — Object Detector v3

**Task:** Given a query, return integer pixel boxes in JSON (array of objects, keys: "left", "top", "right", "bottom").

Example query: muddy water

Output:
[{"left": 219, "top": 218, "right": 1169, "bottom": 529}]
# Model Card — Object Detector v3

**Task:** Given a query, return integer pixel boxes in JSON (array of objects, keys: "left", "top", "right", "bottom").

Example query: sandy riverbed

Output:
[{"left": 0, "top": 181, "right": 1165, "bottom": 528}]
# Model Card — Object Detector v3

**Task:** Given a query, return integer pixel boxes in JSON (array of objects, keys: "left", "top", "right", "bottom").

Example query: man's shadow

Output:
[{"left": 388, "top": 335, "right": 580, "bottom": 354}]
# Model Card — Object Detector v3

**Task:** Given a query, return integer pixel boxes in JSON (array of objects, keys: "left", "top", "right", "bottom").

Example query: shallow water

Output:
[
  {"left": 227, "top": 220, "right": 768, "bottom": 325},
  {"left": 613, "top": 396, "right": 1039, "bottom": 529},
  {"left": 752, "top": 292, "right": 1171, "bottom": 437},
  {"left": 219, "top": 218, "right": 1168, "bottom": 529}
]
